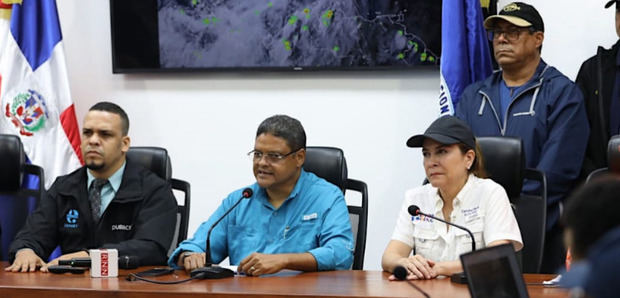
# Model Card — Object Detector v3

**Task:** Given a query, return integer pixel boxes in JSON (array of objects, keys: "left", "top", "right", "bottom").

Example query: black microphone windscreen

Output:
[
  {"left": 119, "top": 255, "right": 140, "bottom": 269},
  {"left": 242, "top": 188, "right": 253, "bottom": 198},
  {"left": 408, "top": 205, "right": 420, "bottom": 217},
  {"left": 394, "top": 266, "right": 408, "bottom": 281},
  {"left": 58, "top": 259, "right": 72, "bottom": 266}
]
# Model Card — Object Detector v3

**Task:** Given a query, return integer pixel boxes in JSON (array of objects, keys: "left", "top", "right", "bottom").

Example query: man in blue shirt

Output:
[
  {"left": 169, "top": 115, "right": 353, "bottom": 276},
  {"left": 455, "top": 2, "right": 589, "bottom": 273}
]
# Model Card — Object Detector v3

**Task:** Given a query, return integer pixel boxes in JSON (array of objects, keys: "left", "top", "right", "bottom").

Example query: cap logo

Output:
[{"left": 503, "top": 3, "right": 521, "bottom": 12}]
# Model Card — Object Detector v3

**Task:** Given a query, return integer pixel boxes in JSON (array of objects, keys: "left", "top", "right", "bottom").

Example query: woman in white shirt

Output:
[{"left": 381, "top": 115, "right": 522, "bottom": 280}]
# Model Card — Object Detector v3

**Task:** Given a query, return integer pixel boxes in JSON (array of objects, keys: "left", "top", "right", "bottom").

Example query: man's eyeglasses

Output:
[
  {"left": 487, "top": 27, "right": 534, "bottom": 42},
  {"left": 247, "top": 148, "right": 301, "bottom": 163}
]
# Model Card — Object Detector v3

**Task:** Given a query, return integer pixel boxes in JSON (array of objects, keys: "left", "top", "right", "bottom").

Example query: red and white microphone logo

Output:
[{"left": 101, "top": 251, "right": 109, "bottom": 276}]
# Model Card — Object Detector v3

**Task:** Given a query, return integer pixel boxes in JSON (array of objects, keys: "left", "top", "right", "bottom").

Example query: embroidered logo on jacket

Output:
[
  {"left": 111, "top": 224, "right": 132, "bottom": 231},
  {"left": 64, "top": 209, "right": 79, "bottom": 228}
]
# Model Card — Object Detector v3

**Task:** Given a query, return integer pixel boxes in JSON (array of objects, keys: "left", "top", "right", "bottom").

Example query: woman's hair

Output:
[{"left": 457, "top": 141, "right": 487, "bottom": 178}]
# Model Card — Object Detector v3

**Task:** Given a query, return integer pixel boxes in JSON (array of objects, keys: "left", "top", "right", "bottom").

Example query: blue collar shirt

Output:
[
  {"left": 86, "top": 161, "right": 126, "bottom": 218},
  {"left": 499, "top": 80, "right": 531, "bottom": 125},
  {"left": 169, "top": 169, "right": 354, "bottom": 271}
]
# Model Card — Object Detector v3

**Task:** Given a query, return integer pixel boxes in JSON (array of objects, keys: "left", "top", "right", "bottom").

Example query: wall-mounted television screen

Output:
[{"left": 110, "top": 0, "right": 441, "bottom": 73}]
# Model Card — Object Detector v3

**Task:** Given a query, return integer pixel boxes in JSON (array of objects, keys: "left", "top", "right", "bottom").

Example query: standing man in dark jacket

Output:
[
  {"left": 5, "top": 102, "right": 177, "bottom": 272},
  {"left": 577, "top": 0, "right": 620, "bottom": 177},
  {"left": 455, "top": 2, "right": 589, "bottom": 273}
]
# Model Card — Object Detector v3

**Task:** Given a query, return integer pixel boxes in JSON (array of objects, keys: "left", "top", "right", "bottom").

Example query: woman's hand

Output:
[{"left": 389, "top": 255, "right": 438, "bottom": 280}]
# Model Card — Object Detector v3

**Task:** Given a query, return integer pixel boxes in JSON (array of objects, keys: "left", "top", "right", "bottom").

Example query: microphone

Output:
[
  {"left": 190, "top": 187, "right": 253, "bottom": 279},
  {"left": 407, "top": 205, "right": 473, "bottom": 284},
  {"left": 59, "top": 255, "right": 139, "bottom": 269},
  {"left": 393, "top": 266, "right": 430, "bottom": 298}
]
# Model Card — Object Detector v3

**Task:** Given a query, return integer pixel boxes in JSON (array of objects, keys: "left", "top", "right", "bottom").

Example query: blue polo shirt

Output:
[{"left": 168, "top": 169, "right": 354, "bottom": 270}]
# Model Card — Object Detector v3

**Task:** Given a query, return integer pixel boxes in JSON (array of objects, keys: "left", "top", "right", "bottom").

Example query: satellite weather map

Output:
[{"left": 157, "top": 0, "right": 441, "bottom": 69}]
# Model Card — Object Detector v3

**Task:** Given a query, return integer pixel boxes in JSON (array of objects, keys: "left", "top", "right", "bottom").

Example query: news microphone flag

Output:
[
  {"left": 0, "top": 0, "right": 83, "bottom": 189},
  {"left": 438, "top": 0, "right": 493, "bottom": 116}
]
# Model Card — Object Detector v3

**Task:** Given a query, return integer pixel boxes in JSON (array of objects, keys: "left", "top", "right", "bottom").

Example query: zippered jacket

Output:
[
  {"left": 576, "top": 40, "right": 620, "bottom": 177},
  {"left": 8, "top": 157, "right": 178, "bottom": 265},
  {"left": 456, "top": 60, "right": 590, "bottom": 230}
]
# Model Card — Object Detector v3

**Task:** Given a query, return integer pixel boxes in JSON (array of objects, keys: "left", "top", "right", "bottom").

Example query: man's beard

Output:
[{"left": 85, "top": 161, "right": 105, "bottom": 171}]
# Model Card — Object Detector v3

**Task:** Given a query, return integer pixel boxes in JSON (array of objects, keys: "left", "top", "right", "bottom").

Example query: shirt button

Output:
[{"left": 274, "top": 211, "right": 278, "bottom": 216}]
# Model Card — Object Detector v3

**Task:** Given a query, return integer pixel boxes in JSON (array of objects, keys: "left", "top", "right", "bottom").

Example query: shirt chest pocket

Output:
[
  {"left": 228, "top": 225, "right": 259, "bottom": 254},
  {"left": 455, "top": 219, "right": 484, "bottom": 255},
  {"left": 284, "top": 220, "right": 318, "bottom": 248},
  {"left": 413, "top": 226, "right": 439, "bottom": 259}
]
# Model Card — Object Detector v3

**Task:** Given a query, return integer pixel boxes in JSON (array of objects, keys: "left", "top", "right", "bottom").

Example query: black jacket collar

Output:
[{"left": 56, "top": 157, "right": 145, "bottom": 204}]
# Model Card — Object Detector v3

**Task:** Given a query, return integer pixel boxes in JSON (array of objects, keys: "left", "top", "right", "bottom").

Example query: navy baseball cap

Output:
[
  {"left": 406, "top": 116, "right": 476, "bottom": 150},
  {"left": 484, "top": 2, "right": 545, "bottom": 32}
]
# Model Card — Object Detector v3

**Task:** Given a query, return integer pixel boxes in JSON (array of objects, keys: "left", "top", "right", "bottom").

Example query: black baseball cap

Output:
[
  {"left": 605, "top": 0, "right": 619, "bottom": 8},
  {"left": 406, "top": 116, "right": 476, "bottom": 150},
  {"left": 484, "top": 2, "right": 545, "bottom": 32}
]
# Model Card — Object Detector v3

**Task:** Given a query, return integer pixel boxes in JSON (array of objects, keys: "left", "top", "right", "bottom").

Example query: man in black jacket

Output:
[
  {"left": 5, "top": 102, "right": 177, "bottom": 272},
  {"left": 577, "top": 0, "right": 620, "bottom": 178}
]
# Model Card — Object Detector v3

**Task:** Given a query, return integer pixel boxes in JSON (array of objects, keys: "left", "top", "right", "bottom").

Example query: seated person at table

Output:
[
  {"left": 169, "top": 115, "right": 353, "bottom": 276},
  {"left": 561, "top": 176, "right": 620, "bottom": 297},
  {"left": 5, "top": 102, "right": 177, "bottom": 272},
  {"left": 381, "top": 116, "right": 523, "bottom": 280}
]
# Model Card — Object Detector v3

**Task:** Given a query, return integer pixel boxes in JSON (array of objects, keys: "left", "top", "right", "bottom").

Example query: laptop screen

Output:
[{"left": 460, "top": 243, "right": 529, "bottom": 298}]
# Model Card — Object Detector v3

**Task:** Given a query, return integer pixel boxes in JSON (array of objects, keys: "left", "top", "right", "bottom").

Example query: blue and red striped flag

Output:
[
  {"left": 0, "top": 0, "right": 82, "bottom": 188},
  {"left": 438, "top": 0, "right": 493, "bottom": 116}
]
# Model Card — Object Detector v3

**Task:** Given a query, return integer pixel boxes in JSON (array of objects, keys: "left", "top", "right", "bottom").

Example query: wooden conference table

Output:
[{"left": 0, "top": 262, "right": 567, "bottom": 298}]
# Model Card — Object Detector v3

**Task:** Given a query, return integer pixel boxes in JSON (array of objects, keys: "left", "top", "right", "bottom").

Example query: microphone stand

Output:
[
  {"left": 191, "top": 189, "right": 252, "bottom": 279},
  {"left": 409, "top": 206, "right": 475, "bottom": 284}
]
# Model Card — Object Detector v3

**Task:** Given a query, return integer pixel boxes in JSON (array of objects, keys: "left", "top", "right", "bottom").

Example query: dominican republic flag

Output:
[
  {"left": 438, "top": 0, "right": 493, "bottom": 116},
  {"left": 0, "top": 1, "right": 14, "bottom": 54},
  {"left": 0, "top": 0, "right": 82, "bottom": 188}
]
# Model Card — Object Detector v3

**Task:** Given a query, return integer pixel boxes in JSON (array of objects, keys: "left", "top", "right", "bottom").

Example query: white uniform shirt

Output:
[{"left": 391, "top": 174, "right": 523, "bottom": 262}]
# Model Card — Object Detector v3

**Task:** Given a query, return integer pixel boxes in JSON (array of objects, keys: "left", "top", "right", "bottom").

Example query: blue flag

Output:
[{"left": 439, "top": 0, "right": 493, "bottom": 116}]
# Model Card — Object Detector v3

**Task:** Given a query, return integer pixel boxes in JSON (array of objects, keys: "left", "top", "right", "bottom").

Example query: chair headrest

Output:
[
  {"left": 126, "top": 147, "right": 172, "bottom": 181},
  {"left": 0, "top": 134, "right": 25, "bottom": 191},
  {"left": 476, "top": 137, "right": 525, "bottom": 198},
  {"left": 303, "top": 147, "right": 348, "bottom": 192},
  {"left": 608, "top": 135, "right": 620, "bottom": 173}
]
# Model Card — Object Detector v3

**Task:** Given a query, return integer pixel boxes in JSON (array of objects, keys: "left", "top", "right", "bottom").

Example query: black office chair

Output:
[
  {"left": 585, "top": 135, "right": 620, "bottom": 183},
  {"left": 477, "top": 136, "right": 547, "bottom": 274},
  {"left": 303, "top": 146, "right": 368, "bottom": 270},
  {"left": 126, "top": 147, "right": 190, "bottom": 256},
  {"left": 0, "top": 134, "right": 45, "bottom": 261}
]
